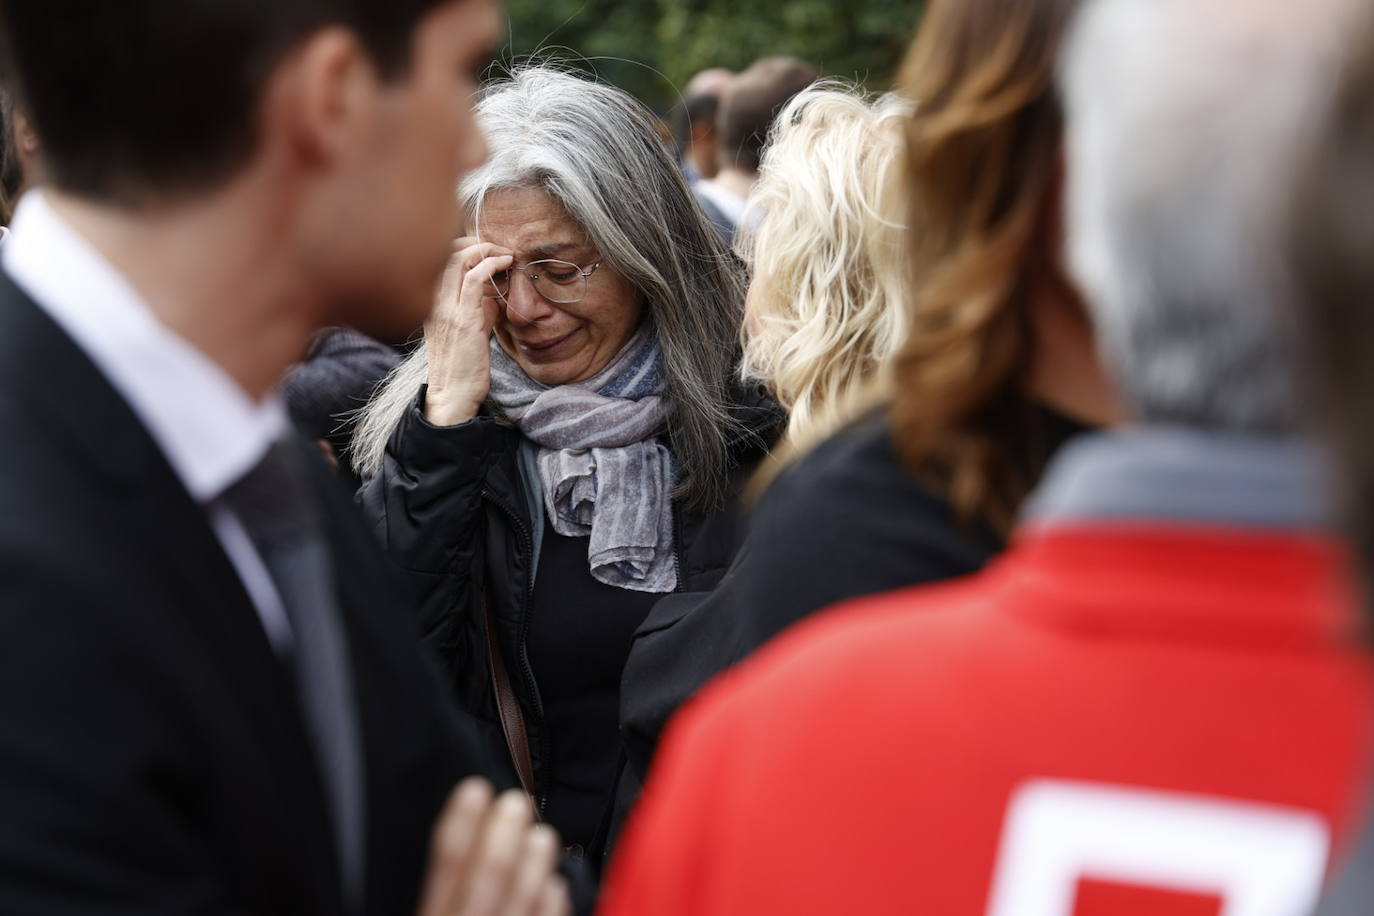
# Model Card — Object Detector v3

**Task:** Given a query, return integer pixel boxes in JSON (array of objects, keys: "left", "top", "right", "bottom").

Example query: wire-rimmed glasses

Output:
[{"left": 489, "top": 258, "right": 604, "bottom": 304}]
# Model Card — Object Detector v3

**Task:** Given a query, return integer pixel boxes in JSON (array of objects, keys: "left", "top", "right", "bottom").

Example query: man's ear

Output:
[
  {"left": 262, "top": 27, "right": 378, "bottom": 173},
  {"left": 13, "top": 111, "right": 38, "bottom": 156}
]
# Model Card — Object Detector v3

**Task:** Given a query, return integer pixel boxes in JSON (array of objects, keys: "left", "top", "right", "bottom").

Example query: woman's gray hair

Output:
[
  {"left": 1060, "top": 0, "right": 1356, "bottom": 435},
  {"left": 352, "top": 65, "right": 747, "bottom": 510}
]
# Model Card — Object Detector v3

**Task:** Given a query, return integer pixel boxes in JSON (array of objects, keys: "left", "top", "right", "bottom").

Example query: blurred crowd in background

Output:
[{"left": 4, "top": 0, "right": 1374, "bottom": 914}]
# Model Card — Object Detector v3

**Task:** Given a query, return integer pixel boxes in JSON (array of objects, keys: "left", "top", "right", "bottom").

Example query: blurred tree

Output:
[{"left": 497, "top": 0, "right": 924, "bottom": 113}]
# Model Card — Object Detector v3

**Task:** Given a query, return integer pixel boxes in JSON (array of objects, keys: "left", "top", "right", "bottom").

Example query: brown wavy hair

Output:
[{"left": 890, "top": 0, "right": 1082, "bottom": 533}]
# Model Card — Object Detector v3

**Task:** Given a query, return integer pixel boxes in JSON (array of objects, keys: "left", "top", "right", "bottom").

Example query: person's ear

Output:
[
  {"left": 262, "top": 27, "right": 379, "bottom": 174},
  {"left": 13, "top": 111, "right": 38, "bottom": 156}
]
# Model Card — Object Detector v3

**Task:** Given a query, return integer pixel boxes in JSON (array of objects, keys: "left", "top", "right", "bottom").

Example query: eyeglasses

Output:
[{"left": 488, "top": 258, "right": 605, "bottom": 304}]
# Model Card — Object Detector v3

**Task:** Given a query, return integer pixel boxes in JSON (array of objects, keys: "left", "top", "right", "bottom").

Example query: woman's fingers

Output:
[
  {"left": 456, "top": 790, "right": 535, "bottom": 915},
  {"left": 416, "top": 778, "right": 496, "bottom": 916},
  {"left": 414, "top": 784, "right": 571, "bottom": 916},
  {"left": 464, "top": 254, "right": 515, "bottom": 300},
  {"left": 455, "top": 239, "right": 512, "bottom": 273},
  {"left": 430, "top": 252, "right": 511, "bottom": 330},
  {"left": 422, "top": 248, "right": 510, "bottom": 425},
  {"left": 503, "top": 824, "right": 561, "bottom": 916},
  {"left": 419, "top": 238, "right": 514, "bottom": 427},
  {"left": 534, "top": 878, "right": 571, "bottom": 916}
]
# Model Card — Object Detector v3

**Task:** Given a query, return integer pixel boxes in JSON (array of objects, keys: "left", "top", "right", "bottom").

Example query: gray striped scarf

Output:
[{"left": 488, "top": 325, "right": 678, "bottom": 593}]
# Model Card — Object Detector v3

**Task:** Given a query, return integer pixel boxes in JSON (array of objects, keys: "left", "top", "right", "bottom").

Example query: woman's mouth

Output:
[{"left": 514, "top": 327, "right": 580, "bottom": 360}]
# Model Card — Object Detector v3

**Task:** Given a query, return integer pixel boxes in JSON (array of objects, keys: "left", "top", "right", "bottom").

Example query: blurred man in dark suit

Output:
[{"left": 0, "top": 0, "right": 569, "bottom": 913}]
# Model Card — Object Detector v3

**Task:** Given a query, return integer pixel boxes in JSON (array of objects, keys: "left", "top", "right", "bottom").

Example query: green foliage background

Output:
[{"left": 497, "top": 0, "right": 925, "bottom": 113}]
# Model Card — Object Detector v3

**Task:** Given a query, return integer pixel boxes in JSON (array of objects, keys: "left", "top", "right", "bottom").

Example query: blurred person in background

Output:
[
  {"left": 677, "top": 67, "right": 733, "bottom": 184},
  {"left": 352, "top": 66, "right": 782, "bottom": 857},
  {"left": 0, "top": 85, "right": 40, "bottom": 229},
  {"left": 616, "top": 0, "right": 1113, "bottom": 805},
  {"left": 601, "top": 0, "right": 1373, "bottom": 912},
  {"left": 678, "top": 68, "right": 736, "bottom": 241},
  {"left": 1285, "top": 8, "right": 1374, "bottom": 913},
  {"left": 0, "top": 0, "right": 575, "bottom": 913},
  {"left": 283, "top": 327, "right": 406, "bottom": 489},
  {"left": 695, "top": 56, "right": 818, "bottom": 241}
]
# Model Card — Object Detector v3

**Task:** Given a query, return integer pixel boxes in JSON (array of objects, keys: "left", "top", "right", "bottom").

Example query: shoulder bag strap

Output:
[{"left": 483, "top": 594, "right": 540, "bottom": 818}]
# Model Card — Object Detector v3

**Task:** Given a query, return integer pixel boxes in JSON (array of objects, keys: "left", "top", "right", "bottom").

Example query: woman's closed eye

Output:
[{"left": 539, "top": 264, "right": 580, "bottom": 283}]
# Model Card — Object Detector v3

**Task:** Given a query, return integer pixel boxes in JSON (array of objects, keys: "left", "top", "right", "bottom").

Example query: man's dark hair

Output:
[
  {"left": 672, "top": 93, "right": 720, "bottom": 153},
  {"left": 717, "top": 57, "right": 818, "bottom": 173},
  {"left": 0, "top": 0, "right": 454, "bottom": 203},
  {"left": 1287, "top": 9, "right": 1374, "bottom": 626},
  {"left": 0, "top": 87, "right": 20, "bottom": 224},
  {"left": 686, "top": 93, "right": 720, "bottom": 128}
]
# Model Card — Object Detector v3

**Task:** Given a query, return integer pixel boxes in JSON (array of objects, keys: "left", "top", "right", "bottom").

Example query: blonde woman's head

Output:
[{"left": 738, "top": 85, "right": 911, "bottom": 452}]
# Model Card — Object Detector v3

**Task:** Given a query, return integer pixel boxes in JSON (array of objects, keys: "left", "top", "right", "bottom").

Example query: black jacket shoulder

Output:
[{"left": 620, "top": 410, "right": 1004, "bottom": 779}]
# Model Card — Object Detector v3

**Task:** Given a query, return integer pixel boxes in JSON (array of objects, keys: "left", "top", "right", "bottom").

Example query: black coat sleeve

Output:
[
  {"left": 356, "top": 391, "right": 504, "bottom": 692},
  {"left": 282, "top": 328, "right": 401, "bottom": 448}
]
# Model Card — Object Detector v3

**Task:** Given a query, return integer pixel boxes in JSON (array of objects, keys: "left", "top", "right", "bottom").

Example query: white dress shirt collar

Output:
[
  {"left": 693, "top": 178, "right": 750, "bottom": 228},
  {"left": 2, "top": 191, "right": 287, "bottom": 502}
]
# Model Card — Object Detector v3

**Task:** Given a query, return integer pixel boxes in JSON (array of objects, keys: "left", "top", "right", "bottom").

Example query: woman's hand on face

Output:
[{"left": 423, "top": 237, "right": 514, "bottom": 427}]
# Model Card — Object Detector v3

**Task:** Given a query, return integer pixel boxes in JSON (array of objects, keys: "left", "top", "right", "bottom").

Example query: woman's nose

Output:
[{"left": 503, "top": 272, "right": 557, "bottom": 326}]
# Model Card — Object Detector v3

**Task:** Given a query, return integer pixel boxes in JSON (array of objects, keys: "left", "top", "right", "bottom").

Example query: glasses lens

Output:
[{"left": 530, "top": 260, "right": 586, "bottom": 303}]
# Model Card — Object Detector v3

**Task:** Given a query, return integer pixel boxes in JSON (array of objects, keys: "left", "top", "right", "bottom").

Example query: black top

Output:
[
  {"left": 619, "top": 405, "right": 1090, "bottom": 792},
  {"left": 527, "top": 521, "right": 660, "bottom": 848}
]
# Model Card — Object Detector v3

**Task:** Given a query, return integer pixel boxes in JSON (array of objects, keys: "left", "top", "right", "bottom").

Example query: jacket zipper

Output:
[
  {"left": 480, "top": 488, "right": 549, "bottom": 816},
  {"left": 671, "top": 501, "right": 685, "bottom": 594}
]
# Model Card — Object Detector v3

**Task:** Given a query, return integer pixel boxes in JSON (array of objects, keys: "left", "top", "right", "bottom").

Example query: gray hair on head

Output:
[
  {"left": 352, "top": 65, "right": 747, "bottom": 510},
  {"left": 1060, "top": 0, "right": 1355, "bottom": 434}
]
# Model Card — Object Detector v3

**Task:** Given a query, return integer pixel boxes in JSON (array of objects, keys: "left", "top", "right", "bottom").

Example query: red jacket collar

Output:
[{"left": 996, "top": 521, "right": 1363, "bottom": 651}]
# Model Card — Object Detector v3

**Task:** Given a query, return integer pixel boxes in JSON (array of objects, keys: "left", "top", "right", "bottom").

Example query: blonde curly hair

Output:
[{"left": 737, "top": 84, "right": 911, "bottom": 457}]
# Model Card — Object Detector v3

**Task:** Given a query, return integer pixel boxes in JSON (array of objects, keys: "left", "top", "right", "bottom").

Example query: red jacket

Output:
[{"left": 602, "top": 521, "right": 1374, "bottom": 915}]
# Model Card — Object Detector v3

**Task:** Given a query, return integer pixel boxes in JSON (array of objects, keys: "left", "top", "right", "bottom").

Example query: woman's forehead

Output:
[{"left": 474, "top": 187, "right": 593, "bottom": 257}]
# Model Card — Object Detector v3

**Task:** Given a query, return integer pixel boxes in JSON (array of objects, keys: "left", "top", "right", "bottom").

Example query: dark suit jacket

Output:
[{"left": 0, "top": 271, "right": 491, "bottom": 914}]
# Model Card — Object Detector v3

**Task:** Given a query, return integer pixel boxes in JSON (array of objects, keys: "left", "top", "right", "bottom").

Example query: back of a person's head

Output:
[
  {"left": 675, "top": 94, "right": 719, "bottom": 155},
  {"left": 888, "top": 0, "right": 1082, "bottom": 533},
  {"left": 674, "top": 68, "right": 733, "bottom": 155},
  {"left": 0, "top": 0, "right": 454, "bottom": 204},
  {"left": 717, "top": 57, "right": 819, "bottom": 173},
  {"left": 677, "top": 94, "right": 719, "bottom": 148},
  {"left": 1286, "top": 9, "right": 1374, "bottom": 598},
  {"left": 1061, "top": 0, "right": 1358, "bottom": 437},
  {"left": 738, "top": 85, "right": 910, "bottom": 453}
]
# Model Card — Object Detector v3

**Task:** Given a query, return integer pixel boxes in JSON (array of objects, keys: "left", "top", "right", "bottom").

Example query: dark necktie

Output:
[{"left": 220, "top": 440, "right": 366, "bottom": 910}]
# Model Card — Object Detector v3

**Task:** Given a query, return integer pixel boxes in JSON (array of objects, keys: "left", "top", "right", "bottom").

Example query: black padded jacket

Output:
[{"left": 357, "top": 384, "right": 783, "bottom": 826}]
